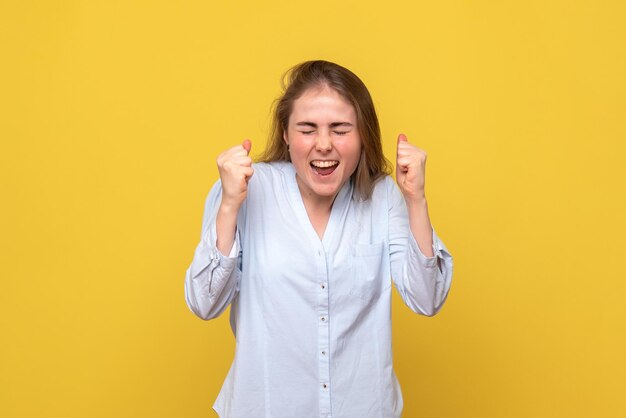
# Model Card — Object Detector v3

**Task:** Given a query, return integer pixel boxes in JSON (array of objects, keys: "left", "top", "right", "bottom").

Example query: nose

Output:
[{"left": 315, "top": 132, "right": 332, "bottom": 152}]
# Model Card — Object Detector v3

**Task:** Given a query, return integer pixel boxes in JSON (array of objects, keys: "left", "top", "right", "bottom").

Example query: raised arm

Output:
[
  {"left": 184, "top": 140, "right": 254, "bottom": 320},
  {"left": 390, "top": 134, "right": 454, "bottom": 316}
]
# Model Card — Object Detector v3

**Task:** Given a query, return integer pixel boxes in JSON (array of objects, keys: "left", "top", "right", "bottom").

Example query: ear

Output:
[{"left": 283, "top": 130, "right": 288, "bottom": 145}]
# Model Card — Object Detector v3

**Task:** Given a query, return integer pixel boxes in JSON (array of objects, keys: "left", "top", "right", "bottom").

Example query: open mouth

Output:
[{"left": 310, "top": 160, "right": 339, "bottom": 176}]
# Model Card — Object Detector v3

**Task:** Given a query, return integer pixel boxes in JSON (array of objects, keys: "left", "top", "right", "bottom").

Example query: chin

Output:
[{"left": 312, "top": 184, "right": 342, "bottom": 198}]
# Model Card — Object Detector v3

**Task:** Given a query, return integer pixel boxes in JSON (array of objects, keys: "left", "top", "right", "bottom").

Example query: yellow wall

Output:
[{"left": 2, "top": 1, "right": 624, "bottom": 417}]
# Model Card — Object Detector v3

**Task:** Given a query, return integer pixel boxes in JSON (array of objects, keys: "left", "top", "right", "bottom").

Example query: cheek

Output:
[
  {"left": 290, "top": 143, "right": 310, "bottom": 164},
  {"left": 349, "top": 142, "right": 363, "bottom": 164}
]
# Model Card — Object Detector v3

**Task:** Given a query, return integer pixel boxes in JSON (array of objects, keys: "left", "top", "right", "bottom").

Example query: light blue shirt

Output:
[{"left": 185, "top": 161, "right": 453, "bottom": 418}]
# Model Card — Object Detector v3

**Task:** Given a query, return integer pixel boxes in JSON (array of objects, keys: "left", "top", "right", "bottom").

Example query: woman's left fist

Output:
[{"left": 396, "top": 133, "right": 427, "bottom": 201}]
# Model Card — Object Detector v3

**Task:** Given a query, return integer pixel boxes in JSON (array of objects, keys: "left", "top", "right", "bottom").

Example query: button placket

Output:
[{"left": 317, "top": 246, "right": 331, "bottom": 417}]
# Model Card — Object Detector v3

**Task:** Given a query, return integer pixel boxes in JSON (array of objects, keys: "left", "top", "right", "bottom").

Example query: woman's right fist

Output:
[{"left": 216, "top": 139, "right": 254, "bottom": 210}]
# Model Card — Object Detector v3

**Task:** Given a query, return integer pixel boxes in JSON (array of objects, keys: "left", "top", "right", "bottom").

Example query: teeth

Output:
[{"left": 311, "top": 160, "right": 339, "bottom": 168}]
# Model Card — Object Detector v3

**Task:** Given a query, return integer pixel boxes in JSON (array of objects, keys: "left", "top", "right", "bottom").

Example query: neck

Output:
[
  {"left": 295, "top": 174, "right": 340, "bottom": 212},
  {"left": 301, "top": 193, "right": 335, "bottom": 214},
  {"left": 296, "top": 177, "right": 339, "bottom": 240}
]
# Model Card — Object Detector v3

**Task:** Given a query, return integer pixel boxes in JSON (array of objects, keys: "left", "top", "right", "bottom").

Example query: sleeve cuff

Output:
[
  {"left": 408, "top": 228, "right": 446, "bottom": 268},
  {"left": 214, "top": 235, "right": 240, "bottom": 259},
  {"left": 203, "top": 211, "right": 241, "bottom": 260}
]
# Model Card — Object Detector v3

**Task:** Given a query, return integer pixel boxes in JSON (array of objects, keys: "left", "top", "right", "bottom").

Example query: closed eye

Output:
[
  {"left": 334, "top": 131, "right": 349, "bottom": 135},
  {"left": 300, "top": 130, "right": 315, "bottom": 135}
]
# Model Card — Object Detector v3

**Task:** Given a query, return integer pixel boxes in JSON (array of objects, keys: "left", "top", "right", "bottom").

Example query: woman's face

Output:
[{"left": 284, "top": 85, "right": 362, "bottom": 205}]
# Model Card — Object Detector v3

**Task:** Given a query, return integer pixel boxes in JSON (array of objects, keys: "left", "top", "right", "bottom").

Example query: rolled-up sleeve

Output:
[
  {"left": 389, "top": 181, "right": 454, "bottom": 317},
  {"left": 184, "top": 181, "right": 242, "bottom": 320}
]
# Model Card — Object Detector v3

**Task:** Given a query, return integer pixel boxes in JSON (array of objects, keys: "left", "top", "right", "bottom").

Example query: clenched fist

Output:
[
  {"left": 217, "top": 139, "right": 254, "bottom": 210},
  {"left": 396, "top": 134, "right": 427, "bottom": 202}
]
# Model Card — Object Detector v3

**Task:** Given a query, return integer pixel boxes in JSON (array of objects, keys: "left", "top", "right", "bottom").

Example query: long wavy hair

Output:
[{"left": 258, "top": 60, "right": 391, "bottom": 201}]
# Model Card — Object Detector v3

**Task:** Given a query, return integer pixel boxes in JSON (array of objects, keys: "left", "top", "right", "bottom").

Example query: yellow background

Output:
[{"left": 1, "top": 1, "right": 625, "bottom": 417}]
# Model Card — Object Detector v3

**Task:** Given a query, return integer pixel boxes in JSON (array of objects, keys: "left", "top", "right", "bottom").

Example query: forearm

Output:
[
  {"left": 406, "top": 196, "right": 434, "bottom": 257},
  {"left": 184, "top": 182, "right": 243, "bottom": 321},
  {"left": 216, "top": 201, "right": 239, "bottom": 256},
  {"left": 389, "top": 177, "right": 454, "bottom": 316}
]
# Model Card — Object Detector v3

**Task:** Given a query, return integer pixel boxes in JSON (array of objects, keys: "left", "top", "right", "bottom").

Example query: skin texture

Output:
[
  {"left": 396, "top": 133, "right": 434, "bottom": 257},
  {"left": 215, "top": 139, "right": 253, "bottom": 255},
  {"left": 215, "top": 88, "right": 435, "bottom": 257},
  {"left": 283, "top": 85, "right": 362, "bottom": 238}
]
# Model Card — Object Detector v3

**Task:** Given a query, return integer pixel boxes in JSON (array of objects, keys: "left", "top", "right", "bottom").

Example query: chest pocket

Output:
[{"left": 350, "top": 241, "right": 387, "bottom": 304}]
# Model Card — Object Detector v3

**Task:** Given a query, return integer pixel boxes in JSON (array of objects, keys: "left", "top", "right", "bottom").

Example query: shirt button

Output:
[
  {"left": 322, "top": 383, "right": 328, "bottom": 389},
  {"left": 321, "top": 283, "right": 326, "bottom": 289},
  {"left": 321, "top": 350, "right": 326, "bottom": 356},
  {"left": 320, "top": 316, "right": 326, "bottom": 322}
]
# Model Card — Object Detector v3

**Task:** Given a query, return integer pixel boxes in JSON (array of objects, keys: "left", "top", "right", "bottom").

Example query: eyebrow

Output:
[{"left": 295, "top": 122, "right": 353, "bottom": 128}]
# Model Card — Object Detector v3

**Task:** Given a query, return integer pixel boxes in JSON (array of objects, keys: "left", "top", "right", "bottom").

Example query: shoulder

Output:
[
  {"left": 251, "top": 161, "right": 290, "bottom": 176},
  {"left": 370, "top": 175, "right": 401, "bottom": 202},
  {"left": 248, "top": 161, "right": 293, "bottom": 191}
]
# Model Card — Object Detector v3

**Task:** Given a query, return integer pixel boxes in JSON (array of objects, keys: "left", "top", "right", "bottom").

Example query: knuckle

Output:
[{"left": 223, "top": 161, "right": 236, "bottom": 172}]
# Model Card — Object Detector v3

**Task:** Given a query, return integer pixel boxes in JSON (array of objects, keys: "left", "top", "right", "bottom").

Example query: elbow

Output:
[
  {"left": 420, "top": 305, "right": 437, "bottom": 317},
  {"left": 184, "top": 272, "right": 222, "bottom": 321},
  {"left": 421, "top": 264, "right": 453, "bottom": 317},
  {"left": 405, "top": 285, "right": 450, "bottom": 317},
  {"left": 193, "top": 307, "right": 221, "bottom": 321},
  {"left": 402, "top": 294, "right": 441, "bottom": 317},
  {"left": 186, "top": 296, "right": 220, "bottom": 321},
  {"left": 409, "top": 298, "right": 438, "bottom": 317},
  {"left": 186, "top": 291, "right": 232, "bottom": 321},
  {"left": 185, "top": 292, "right": 216, "bottom": 321},
  {"left": 422, "top": 287, "right": 451, "bottom": 317},
  {"left": 184, "top": 269, "right": 235, "bottom": 321},
  {"left": 185, "top": 288, "right": 229, "bottom": 321},
  {"left": 422, "top": 302, "right": 444, "bottom": 317}
]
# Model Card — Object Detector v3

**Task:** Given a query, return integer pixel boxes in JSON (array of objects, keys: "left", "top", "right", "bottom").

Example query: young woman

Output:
[{"left": 185, "top": 60, "right": 454, "bottom": 418}]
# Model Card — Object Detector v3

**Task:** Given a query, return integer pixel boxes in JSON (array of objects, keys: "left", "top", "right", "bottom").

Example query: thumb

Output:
[
  {"left": 396, "top": 134, "right": 408, "bottom": 176},
  {"left": 242, "top": 139, "right": 252, "bottom": 155}
]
